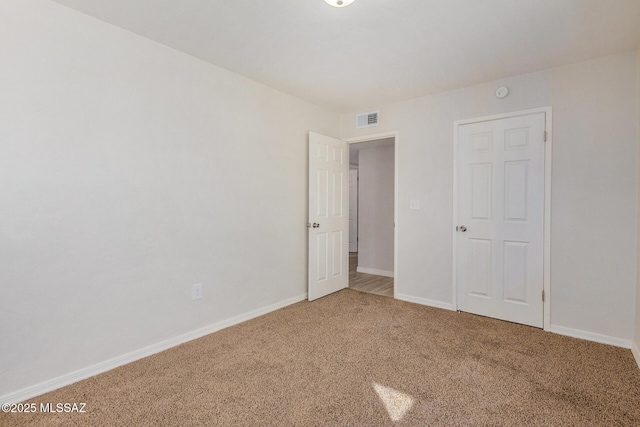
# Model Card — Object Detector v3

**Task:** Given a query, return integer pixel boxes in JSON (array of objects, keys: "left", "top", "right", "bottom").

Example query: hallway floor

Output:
[{"left": 348, "top": 252, "right": 393, "bottom": 297}]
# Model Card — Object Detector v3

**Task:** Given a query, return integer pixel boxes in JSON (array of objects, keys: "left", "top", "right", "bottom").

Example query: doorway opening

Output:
[{"left": 348, "top": 136, "right": 396, "bottom": 298}]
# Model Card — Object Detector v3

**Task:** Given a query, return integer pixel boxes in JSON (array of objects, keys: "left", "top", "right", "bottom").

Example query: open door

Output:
[{"left": 308, "top": 132, "right": 349, "bottom": 301}]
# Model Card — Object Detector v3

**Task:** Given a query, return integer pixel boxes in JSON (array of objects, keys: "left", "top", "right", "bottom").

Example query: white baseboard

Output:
[
  {"left": 631, "top": 341, "right": 640, "bottom": 370},
  {"left": 395, "top": 293, "right": 455, "bottom": 311},
  {"left": 356, "top": 267, "right": 394, "bottom": 278},
  {"left": 547, "top": 324, "right": 631, "bottom": 349},
  {"left": 0, "top": 293, "right": 307, "bottom": 404}
]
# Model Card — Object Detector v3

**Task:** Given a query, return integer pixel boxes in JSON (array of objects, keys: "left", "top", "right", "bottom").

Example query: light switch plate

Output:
[
  {"left": 409, "top": 199, "right": 420, "bottom": 210},
  {"left": 192, "top": 283, "right": 202, "bottom": 300}
]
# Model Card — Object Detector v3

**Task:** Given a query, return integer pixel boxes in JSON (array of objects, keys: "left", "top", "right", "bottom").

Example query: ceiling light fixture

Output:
[{"left": 323, "top": 0, "right": 356, "bottom": 7}]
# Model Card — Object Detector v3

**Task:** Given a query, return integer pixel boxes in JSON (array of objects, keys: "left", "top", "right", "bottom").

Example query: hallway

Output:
[{"left": 348, "top": 252, "right": 393, "bottom": 297}]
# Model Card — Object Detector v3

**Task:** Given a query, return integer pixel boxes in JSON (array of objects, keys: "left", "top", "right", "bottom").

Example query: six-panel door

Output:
[
  {"left": 308, "top": 132, "right": 349, "bottom": 301},
  {"left": 457, "top": 113, "right": 545, "bottom": 327}
]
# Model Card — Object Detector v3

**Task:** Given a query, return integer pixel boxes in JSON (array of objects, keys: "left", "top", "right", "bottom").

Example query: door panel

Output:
[
  {"left": 469, "top": 238, "right": 491, "bottom": 297},
  {"left": 503, "top": 241, "right": 527, "bottom": 302},
  {"left": 471, "top": 163, "right": 492, "bottom": 220},
  {"left": 457, "top": 113, "right": 545, "bottom": 327},
  {"left": 332, "top": 231, "right": 343, "bottom": 277},
  {"left": 315, "top": 232, "right": 328, "bottom": 282},
  {"left": 332, "top": 171, "right": 343, "bottom": 216},
  {"left": 504, "top": 161, "right": 528, "bottom": 221},
  {"left": 309, "top": 132, "right": 348, "bottom": 301}
]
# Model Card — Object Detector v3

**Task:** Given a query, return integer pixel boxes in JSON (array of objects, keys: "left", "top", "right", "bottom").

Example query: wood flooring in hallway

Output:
[{"left": 348, "top": 252, "right": 394, "bottom": 297}]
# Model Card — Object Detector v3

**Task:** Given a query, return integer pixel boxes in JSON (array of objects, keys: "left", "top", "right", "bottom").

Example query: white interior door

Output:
[
  {"left": 349, "top": 169, "right": 358, "bottom": 253},
  {"left": 456, "top": 113, "right": 545, "bottom": 327},
  {"left": 308, "top": 132, "right": 349, "bottom": 301}
]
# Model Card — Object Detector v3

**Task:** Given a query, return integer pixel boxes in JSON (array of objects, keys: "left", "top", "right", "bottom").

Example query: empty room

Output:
[{"left": 2, "top": 0, "right": 640, "bottom": 425}]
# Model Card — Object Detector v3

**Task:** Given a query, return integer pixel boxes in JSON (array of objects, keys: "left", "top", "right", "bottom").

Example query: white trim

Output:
[
  {"left": 356, "top": 267, "right": 394, "bottom": 277},
  {"left": 452, "top": 122, "right": 459, "bottom": 310},
  {"left": 396, "top": 293, "right": 456, "bottom": 311},
  {"left": 454, "top": 107, "right": 553, "bottom": 126},
  {"left": 543, "top": 108, "right": 553, "bottom": 330},
  {"left": 452, "top": 107, "right": 552, "bottom": 329},
  {"left": 0, "top": 293, "right": 307, "bottom": 404},
  {"left": 345, "top": 131, "right": 397, "bottom": 144},
  {"left": 632, "top": 340, "right": 640, "bottom": 370},
  {"left": 547, "top": 325, "right": 631, "bottom": 349},
  {"left": 344, "top": 131, "right": 399, "bottom": 300}
]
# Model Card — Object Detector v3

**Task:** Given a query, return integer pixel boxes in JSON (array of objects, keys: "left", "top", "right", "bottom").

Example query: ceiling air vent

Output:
[{"left": 356, "top": 111, "right": 379, "bottom": 129}]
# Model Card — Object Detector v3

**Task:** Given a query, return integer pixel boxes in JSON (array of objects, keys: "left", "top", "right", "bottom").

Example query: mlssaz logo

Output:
[{"left": 40, "top": 402, "right": 87, "bottom": 413}]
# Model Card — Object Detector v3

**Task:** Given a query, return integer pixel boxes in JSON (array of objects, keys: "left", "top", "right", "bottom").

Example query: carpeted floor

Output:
[{"left": 3, "top": 289, "right": 640, "bottom": 426}]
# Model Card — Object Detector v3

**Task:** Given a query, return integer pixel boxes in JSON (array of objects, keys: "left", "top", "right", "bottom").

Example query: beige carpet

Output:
[{"left": 3, "top": 289, "right": 640, "bottom": 426}]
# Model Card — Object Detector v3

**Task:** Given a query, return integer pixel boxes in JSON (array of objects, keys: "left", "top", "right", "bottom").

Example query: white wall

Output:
[
  {"left": 0, "top": 0, "right": 339, "bottom": 398},
  {"left": 357, "top": 145, "right": 394, "bottom": 274},
  {"left": 341, "top": 52, "right": 639, "bottom": 344}
]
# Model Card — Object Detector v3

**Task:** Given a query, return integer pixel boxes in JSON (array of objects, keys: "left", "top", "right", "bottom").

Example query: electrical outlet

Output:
[
  {"left": 409, "top": 199, "right": 421, "bottom": 210},
  {"left": 192, "top": 283, "right": 202, "bottom": 300}
]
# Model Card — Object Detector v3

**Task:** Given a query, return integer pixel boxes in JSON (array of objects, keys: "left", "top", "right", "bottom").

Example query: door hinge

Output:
[
  {"left": 544, "top": 131, "right": 547, "bottom": 142},
  {"left": 542, "top": 290, "right": 545, "bottom": 302}
]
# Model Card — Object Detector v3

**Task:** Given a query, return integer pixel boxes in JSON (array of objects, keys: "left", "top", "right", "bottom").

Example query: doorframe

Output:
[
  {"left": 452, "top": 107, "right": 552, "bottom": 330},
  {"left": 344, "top": 131, "right": 399, "bottom": 299},
  {"left": 348, "top": 169, "right": 359, "bottom": 253}
]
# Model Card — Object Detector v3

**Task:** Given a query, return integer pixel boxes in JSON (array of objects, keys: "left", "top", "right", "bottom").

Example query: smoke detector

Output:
[{"left": 323, "top": 0, "right": 356, "bottom": 8}]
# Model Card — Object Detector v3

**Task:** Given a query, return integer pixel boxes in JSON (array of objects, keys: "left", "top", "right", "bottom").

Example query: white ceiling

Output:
[{"left": 50, "top": 0, "right": 640, "bottom": 113}]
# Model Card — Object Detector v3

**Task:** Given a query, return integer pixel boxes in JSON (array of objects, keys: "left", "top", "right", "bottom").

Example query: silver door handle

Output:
[
  {"left": 307, "top": 223, "right": 320, "bottom": 228},
  {"left": 457, "top": 225, "right": 467, "bottom": 232}
]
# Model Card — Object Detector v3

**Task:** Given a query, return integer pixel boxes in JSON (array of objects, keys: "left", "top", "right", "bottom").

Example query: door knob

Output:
[
  {"left": 457, "top": 225, "right": 467, "bottom": 232},
  {"left": 313, "top": 223, "right": 320, "bottom": 228}
]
